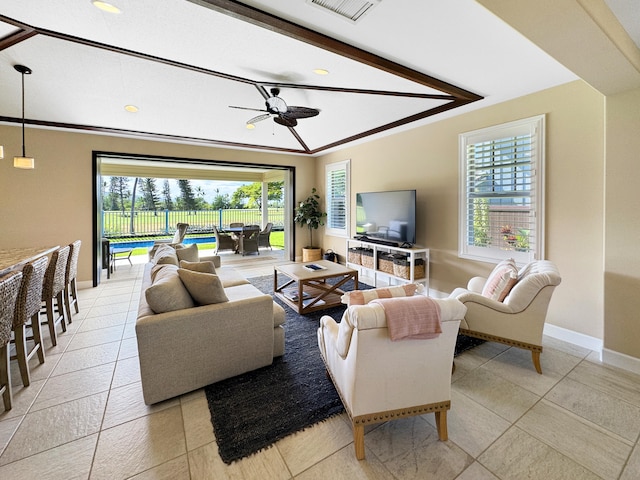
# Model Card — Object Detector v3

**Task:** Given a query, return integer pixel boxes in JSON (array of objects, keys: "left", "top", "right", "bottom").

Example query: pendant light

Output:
[{"left": 13, "top": 64, "right": 35, "bottom": 170}]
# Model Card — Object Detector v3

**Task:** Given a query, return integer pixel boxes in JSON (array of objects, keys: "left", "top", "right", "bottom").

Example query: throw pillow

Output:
[
  {"left": 175, "top": 243, "right": 199, "bottom": 263},
  {"left": 179, "top": 260, "right": 216, "bottom": 274},
  {"left": 145, "top": 272, "right": 194, "bottom": 313},
  {"left": 481, "top": 258, "right": 518, "bottom": 302},
  {"left": 153, "top": 246, "right": 179, "bottom": 266},
  {"left": 177, "top": 268, "right": 229, "bottom": 305},
  {"left": 341, "top": 284, "right": 419, "bottom": 306}
]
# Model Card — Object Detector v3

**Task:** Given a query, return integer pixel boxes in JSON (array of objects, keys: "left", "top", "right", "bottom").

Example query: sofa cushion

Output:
[
  {"left": 341, "top": 284, "right": 420, "bottom": 306},
  {"left": 154, "top": 245, "right": 179, "bottom": 266},
  {"left": 150, "top": 263, "right": 179, "bottom": 283},
  {"left": 176, "top": 244, "right": 199, "bottom": 263},
  {"left": 482, "top": 259, "right": 518, "bottom": 302},
  {"left": 145, "top": 270, "right": 194, "bottom": 313},
  {"left": 177, "top": 268, "right": 229, "bottom": 305},
  {"left": 179, "top": 259, "right": 216, "bottom": 274},
  {"left": 216, "top": 266, "right": 250, "bottom": 288}
]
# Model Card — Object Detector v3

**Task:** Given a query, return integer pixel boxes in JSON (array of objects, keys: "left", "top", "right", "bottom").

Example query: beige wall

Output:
[
  {"left": 0, "top": 126, "right": 314, "bottom": 283},
  {"left": 604, "top": 87, "right": 640, "bottom": 358},
  {"left": 318, "top": 80, "right": 606, "bottom": 340},
  {"left": 1, "top": 79, "right": 622, "bottom": 353}
]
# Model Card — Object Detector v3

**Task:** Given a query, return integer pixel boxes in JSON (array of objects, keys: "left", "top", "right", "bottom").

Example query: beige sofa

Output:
[{"left": 136, "top": 244, "right": 285, "bottom": 405}]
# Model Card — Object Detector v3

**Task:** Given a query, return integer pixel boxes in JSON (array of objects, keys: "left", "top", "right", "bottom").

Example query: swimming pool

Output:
[{"left": 107, "top": 236, "right": 215, "bottom": 249}]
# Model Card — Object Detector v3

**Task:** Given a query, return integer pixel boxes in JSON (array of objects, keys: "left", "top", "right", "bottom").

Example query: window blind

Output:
[
  {"left": 325, "top": 160, "right": 350, "bottom": 237},
  {"left": 459, "top": 115, "right": 544, "bottom": 264}
]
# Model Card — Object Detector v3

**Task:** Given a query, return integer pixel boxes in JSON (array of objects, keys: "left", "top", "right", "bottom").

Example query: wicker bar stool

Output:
[
  {"left": 64, "top": 240, "right": 81, "bottom": 323},
  {"left": 41, "top": 245, "right": 70, "bottom": 347},
  {"left": 12, "top": 256, "right": 48, "bottom": 387},
  {"left": 0, "top": 270, "right": 23, "bottom": 411}
]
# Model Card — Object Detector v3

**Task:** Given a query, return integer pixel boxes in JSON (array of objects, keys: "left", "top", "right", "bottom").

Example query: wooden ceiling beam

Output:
[{"left": 189, "top": 0, "right": 483, "bottom": 103}]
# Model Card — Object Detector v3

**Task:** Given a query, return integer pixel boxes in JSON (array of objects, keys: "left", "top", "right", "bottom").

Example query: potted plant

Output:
[{"left": 294, "top": 188, "right": 327, "bottom": 262}]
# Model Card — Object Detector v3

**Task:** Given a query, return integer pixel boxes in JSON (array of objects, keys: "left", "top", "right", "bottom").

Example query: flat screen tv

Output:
[{"left": 355, "top": 189, "right": 417, "bottom": 246}]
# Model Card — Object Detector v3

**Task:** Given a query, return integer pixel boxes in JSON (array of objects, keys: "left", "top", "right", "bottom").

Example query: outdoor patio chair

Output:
[
  {"left": 153, "top": 222, "right": 189, "bottom": 245},
  {"left": 213, "top": 225, "right": 238, "bottom": 254},
  {"left": 258, "top": 222, "right": 273, "bottom": 250},
  {"left": 238, "top": 225, "right": 260, "bottom": 256},
  {"left": 150, "top": 223, "right": 189, "bottom": 258}
]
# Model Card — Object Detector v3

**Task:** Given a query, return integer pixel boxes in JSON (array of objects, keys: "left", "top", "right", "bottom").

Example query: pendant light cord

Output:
[{"left": 21, "top": 70, "right": 26, "bottom": 157}]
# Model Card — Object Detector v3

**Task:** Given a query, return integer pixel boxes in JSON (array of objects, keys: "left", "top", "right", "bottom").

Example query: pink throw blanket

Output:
[{"left": 371, "top": 296, "right": 442, "bottom": 341}]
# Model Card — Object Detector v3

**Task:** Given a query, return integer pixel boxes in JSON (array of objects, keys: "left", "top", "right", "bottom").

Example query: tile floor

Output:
[{"left": 1, "top": 252, "right": 640, "bottom": 479}]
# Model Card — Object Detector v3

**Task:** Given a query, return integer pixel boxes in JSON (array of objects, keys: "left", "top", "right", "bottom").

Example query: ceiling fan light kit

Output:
[{"left": 231, "top": 87, "right": 320, "bottom": 129}]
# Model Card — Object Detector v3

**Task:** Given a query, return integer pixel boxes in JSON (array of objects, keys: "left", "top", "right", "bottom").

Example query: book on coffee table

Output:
[
  {"left": 303, "top": 263, "right": 326, "bottom": 272},
  {"left": 282, "top": 288, "right": 311, "bottom": 302}
]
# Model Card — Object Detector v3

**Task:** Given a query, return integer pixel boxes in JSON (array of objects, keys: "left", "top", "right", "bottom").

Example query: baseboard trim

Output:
[
  {"left": 543, "top": 323, "right": 603, "bottom": 352},
  {"left": 601, "top": 349, "right": 640, "bottom": 375},
  {"left": 434, "top": 288, "right": 640, "bottom": 374}
]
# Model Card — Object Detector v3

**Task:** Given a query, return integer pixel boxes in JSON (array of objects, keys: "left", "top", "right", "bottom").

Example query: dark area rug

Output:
[{"left": 205, "top": 275, "right": 483, "bottom": 464}]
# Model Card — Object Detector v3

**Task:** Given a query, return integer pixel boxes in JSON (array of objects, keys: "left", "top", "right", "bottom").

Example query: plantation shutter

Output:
[
  {"left": 459, "top": 115, "right": 544, "bottom": 264},
  {"left": 325, "top": 160, "right": 350, "bottom": 237}
]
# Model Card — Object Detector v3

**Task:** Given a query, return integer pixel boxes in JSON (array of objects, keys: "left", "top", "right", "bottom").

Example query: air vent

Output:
[{"left": 308, "top": 0, "right": 381, "bottom": 22}]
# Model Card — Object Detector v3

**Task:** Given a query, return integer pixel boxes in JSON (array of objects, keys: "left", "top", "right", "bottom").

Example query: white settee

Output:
[
  {"left": 318, "top": 286, "right": 467, "bottom": 459},
  {"left": 136, "top": 244, "right": 285, "bottom": 405},
  {"left": 449, "top": 259, "right": 561, "bottom": 373}
]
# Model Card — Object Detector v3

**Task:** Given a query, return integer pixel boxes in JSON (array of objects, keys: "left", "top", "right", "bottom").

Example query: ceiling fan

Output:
[{"left": 230, "top": 88, "right": 320, "bottom": 127}]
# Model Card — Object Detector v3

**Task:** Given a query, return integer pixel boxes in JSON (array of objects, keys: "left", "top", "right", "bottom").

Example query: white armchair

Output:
[
  {"left": 449, "top": 260, "right": 561, "bottom": 374},
  {"left": 317, "top": 296, "right": 466, "bottom": 460}
]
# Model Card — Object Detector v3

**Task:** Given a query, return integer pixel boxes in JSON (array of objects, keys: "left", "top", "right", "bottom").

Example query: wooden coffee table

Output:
[{"left": 274, "top": 260, "right": 358, "bottom": 314}]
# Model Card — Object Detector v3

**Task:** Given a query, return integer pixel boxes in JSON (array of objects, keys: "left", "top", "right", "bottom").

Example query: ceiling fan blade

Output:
[
  {"left": 229, "top": 105, "right": 268, "bottom": 113},
  {"left": 247, "top": 114, "right": 271, "bottom": 124},
  {"left": 285, "top": 106, "right": 320, "bottom": 119},
  {"left": 274, "top": 116, "right": 297, "bottom": 127}
]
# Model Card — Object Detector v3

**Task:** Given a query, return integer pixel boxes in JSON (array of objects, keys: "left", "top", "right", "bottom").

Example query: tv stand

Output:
[
  {"left": 346, "top": 239, "right": 429, "bottom": 290},
  {"left": 353, "top": 236, "right": 399, "bottom": 247}
]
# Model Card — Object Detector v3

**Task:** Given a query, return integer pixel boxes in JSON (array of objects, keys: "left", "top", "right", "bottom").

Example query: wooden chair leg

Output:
[
  {"left": 64, "top": 286, "right": 73, "bottom": 325},
  {"left": 14, "top": 325, "right": 31, "bottom": 387},
  {"left": 532, "top": 350, "right": 542, "bottom": 374},
  {"left": 45, "top": 298, "right": 58, "bottom": 347},
  {"left": 353, "top": 423, "right": 365, "bottom": 460},
  {"left": 0, "top": 344, "right": 12, "bottom": 411},
  {"left": 56, "top": 292, "right": 67, "bottom": 333},
  {"left": 71, "top": 278, "right": 79, "bottom": 314},
  {"left": 435, "top": 410, "right": 448, "bottom": 441},
  {"left": 31, "top": 312, "right": 45, "bottom": 364}
]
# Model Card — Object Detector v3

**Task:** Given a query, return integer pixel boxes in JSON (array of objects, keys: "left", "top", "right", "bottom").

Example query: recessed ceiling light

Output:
[
  {"left": 246, "top": 123, "right": 256, "bottom": 130},
  {"left": 92, "top": 1, "right": 122, "bottom": 14},
  {"left": 313, "top": 69, "right": 330, "bottom": 75},
  {"left": 124, "top": 105, "right": 139, "bottom": 113}
]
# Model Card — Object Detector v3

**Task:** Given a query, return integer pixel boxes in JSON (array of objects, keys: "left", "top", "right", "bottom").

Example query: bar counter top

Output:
[{"left": 0, "top": 246, "right": 59, "bottom": 276}]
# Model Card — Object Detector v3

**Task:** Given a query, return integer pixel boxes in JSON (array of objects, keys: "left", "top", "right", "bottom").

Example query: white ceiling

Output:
[{"left": 2, "top": 0, "right": 629, "bottom": 156}]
